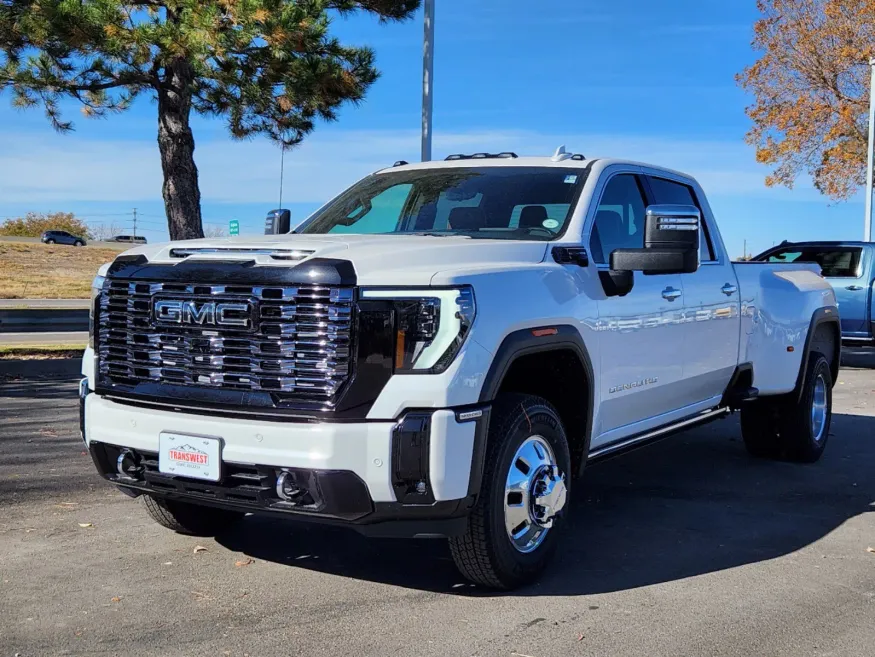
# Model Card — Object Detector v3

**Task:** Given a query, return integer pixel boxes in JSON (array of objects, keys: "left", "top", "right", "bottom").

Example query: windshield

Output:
[{"left": 297, "top": 166, "right": 588, "bottom": 241}]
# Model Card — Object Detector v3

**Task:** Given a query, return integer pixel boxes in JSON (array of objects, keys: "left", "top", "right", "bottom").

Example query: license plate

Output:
[{"left": 159, "top": 432, "right": 222, "bottom": 481}]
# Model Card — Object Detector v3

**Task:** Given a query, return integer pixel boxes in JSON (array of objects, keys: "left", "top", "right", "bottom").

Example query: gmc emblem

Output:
[{"left": 153, "top": 299, "right": 253, "bottom": 329}]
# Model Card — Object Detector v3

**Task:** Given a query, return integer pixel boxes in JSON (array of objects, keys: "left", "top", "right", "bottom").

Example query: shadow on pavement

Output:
[
  {"left": 219, "top": 411, "right": 875, "bottom": 596},
  {"left": 0, "top": 379, "right": 98, "bottom": 505}
]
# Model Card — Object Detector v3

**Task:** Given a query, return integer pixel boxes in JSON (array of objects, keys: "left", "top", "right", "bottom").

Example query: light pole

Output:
[
  {"left": 421, "top": 0, "right": 435, "bottom": 162},
  {"left": 865, "top": 58, "right": 875, "bottom": 242}
]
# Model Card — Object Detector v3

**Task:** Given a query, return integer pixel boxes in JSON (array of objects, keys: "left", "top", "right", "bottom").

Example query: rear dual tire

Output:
[
  {"left": 741, "top": 353, "right": 832, "bottom": 463},
  {"left": 450, "top": 393, "right": 571, "bottom": 589}
]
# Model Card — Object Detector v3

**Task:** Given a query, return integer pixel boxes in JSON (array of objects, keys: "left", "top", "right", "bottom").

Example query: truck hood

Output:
[{"left": 116, "top": 233, "right": 551, "bottom": 286}]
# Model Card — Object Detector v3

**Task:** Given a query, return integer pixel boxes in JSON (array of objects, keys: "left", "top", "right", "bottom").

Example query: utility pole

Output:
[
  {"left": 132, "top": 208, "right": 137, "bottom": 237},
  {"left": 421, "top": 0, "right": 435, "bottom": 162},
  {"left": 865, "top": 58, "right": 875, "bottom": 242},
  {"left": 279, "top": 146, "right": 285, "bottom": 209},
  {"left": 743, "top": 239, "right": 747, "bottom": 260}
]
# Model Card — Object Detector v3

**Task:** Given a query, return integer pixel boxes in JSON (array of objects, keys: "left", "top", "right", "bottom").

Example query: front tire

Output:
[
  {"left": 74, "top": 240, "right": 84, "bottom": 247},
  {"left": 142, "top": 495, "right": 244, "bottom": 536},
  {"left": 740, "top": 353, "right": 832, "bottom": 463},
  {"left": 449, "top": 393, "right": 571, "bottom": 589},
  {"left": 45, "top": 239, "right": 55, "bottom": 244}
]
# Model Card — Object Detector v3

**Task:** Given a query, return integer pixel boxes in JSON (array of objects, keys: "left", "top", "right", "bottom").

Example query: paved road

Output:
[
  {"left": 2, "top": 364, "right": 874, "bottom": 656},
  {"left": 0, "top": 299, "right": 90, "bottom": 309},
  {"left": 0, "top": 331, "right": 88, "bottom": 346}
]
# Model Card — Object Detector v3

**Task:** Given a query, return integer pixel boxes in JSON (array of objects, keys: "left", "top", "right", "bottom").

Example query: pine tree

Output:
[{"left": 0, "top": 0, "right": 419, "bottom": 239}]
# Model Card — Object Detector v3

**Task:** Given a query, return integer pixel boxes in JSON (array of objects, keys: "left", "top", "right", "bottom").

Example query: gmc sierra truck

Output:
[{"left": 80, "top": 148, "right": 840, "bottom": 589}]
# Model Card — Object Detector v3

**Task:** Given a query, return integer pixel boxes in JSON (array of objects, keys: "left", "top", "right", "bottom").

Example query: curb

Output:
[{"left": 0, "top": 357, "right": 83, "bottom": 380}]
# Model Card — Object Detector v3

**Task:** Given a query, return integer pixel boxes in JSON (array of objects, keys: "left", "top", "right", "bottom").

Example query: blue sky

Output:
[{"left": 0, "top": 0, "right": 866, "bottom": 256}]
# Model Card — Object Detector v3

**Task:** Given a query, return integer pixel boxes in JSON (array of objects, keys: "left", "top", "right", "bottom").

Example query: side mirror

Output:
[
  {"left": 611, "top": 204, "right": 700, "bottom": 275},
  {"left": 600, "top": 204, "right": 700, "bottom": 297}
]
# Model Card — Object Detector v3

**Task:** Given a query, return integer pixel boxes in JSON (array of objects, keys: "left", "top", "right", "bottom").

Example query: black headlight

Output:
[
  {"left": 360, "top": 287, "right": 475, "bottom": 373},
  {"left": 89, "top": 274, "right": 106, "bottom": 348}
]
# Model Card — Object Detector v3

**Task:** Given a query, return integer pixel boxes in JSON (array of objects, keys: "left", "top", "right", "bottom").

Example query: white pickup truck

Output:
[{"left": 80, "top": 148, "right": 840, "bottom": 589}]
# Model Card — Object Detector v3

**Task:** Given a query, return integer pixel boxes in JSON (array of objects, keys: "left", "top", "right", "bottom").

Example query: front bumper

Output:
[{"left": 81, "top": 387, "right": 488, "bottom": 538}]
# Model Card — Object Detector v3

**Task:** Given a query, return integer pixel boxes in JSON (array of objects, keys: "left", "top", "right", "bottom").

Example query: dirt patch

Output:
[
  {"left": 0, "top": 345, "right": 86, "bottom": 359},
  {"left": 0, "top": 242, "right": 120, "bottom": 299}
]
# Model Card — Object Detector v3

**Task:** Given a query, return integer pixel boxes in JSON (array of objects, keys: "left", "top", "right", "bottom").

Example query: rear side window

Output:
[
  {"left": 764, "top": 247, "right": 863, "bottom": 277},
  {"left": 648, "top": 176, "right": 715, "bottom": 262}
]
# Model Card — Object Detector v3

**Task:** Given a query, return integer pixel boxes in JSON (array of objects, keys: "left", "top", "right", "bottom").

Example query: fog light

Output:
[
  {"left": 116, "top": 449, "right": 142, "bottom": 480},
  {"left": 276, "top": 470, "right": 304, "bottom": 502}
]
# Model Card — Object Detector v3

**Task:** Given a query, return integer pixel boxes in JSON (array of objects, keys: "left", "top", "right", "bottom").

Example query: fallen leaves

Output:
[
  {"left": 867, "top": 546, "right": 875, "bottom": 554},
  {"left": 77, "top": 523, "right": 93, "bottom": 528},
  {"left": 193, "top": 545, "right": 208, "bottom": 554},
  {"left": 235, "top": 558, "right": 254, "bottom": 568},
  {"left": 110, "top": 596, "right": 121, "bottom": 603}
]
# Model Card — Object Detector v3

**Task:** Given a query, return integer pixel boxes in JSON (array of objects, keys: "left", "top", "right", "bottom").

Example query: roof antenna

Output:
[{"left": 551, "top": 145, "right": 572, "bottom": 162}]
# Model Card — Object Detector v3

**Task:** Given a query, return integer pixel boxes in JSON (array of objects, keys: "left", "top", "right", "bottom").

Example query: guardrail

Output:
[
  {"left": 0, "top": 308, "right": 89, "bottom": 333},
  {"left": 0, "top": 236, "right": 131, "bottom": 250}
]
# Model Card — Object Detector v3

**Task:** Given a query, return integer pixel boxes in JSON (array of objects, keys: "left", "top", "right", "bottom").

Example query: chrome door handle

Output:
[
  {"left": 662, "top": 287, "right": 682, "bottom": 301},
  {"left": 721, "top": 283, "right": 738, "bottom": 296},
  {"left": 846, "top": 285, "right": 864, "bottom": 291}
]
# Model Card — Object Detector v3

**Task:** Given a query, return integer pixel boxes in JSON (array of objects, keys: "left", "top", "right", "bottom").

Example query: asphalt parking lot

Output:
[{"left": 2, "top": 353, "right": 874, "bottom": 656}]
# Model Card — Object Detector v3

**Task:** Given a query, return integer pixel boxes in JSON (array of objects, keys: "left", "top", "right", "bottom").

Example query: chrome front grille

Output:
[{"left": 97, "top": 280, "right": 354, "bottom": 408}]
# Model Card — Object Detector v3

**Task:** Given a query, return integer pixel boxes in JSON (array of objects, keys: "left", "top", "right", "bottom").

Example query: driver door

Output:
[{"left": 588, "top": 171, "right": 688, "bottom": 447}]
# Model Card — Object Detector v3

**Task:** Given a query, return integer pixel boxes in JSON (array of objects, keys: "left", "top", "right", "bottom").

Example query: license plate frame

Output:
[{"left": 158, "top": 432, "right": 223, "bottom": 482}]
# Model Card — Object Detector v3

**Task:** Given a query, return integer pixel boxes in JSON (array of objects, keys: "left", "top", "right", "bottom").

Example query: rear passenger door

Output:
[
  {"left": 588, "top": 170, "right": 687, "bottom": 446},
  {"left": 645, "top": 174, "right": 741, "bottom": 403}
]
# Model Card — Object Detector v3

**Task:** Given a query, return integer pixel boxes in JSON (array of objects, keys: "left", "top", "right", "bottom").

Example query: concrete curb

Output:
[{"left": 0, "top": 357, "right": 83, "bottom": 380}]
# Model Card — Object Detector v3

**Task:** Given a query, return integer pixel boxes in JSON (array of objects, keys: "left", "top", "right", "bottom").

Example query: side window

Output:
[
  {"left": 590, "top": 174, "right": 647, "bottom": 264},
  {"left": 648, "top": 177, "right": 716, "bottom": 262},
  {"left": 328, "top": 183, "right": 413, "bottom": 234}
]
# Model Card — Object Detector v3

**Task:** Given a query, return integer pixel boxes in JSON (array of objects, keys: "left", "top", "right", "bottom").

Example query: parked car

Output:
[
  {"left": 754, "top": 241, "right": 874, "bottom": 344},
  {"left": 107, "top": 235, "right": 147, "bottom": 245},
  {"left": 41, "top": 230, "right": 86, "bottom": 246},
  {"left": 80, "top": 149, "right": 840, "bottom": 589}
]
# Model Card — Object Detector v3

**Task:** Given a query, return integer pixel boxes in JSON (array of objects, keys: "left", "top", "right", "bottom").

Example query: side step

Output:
[
  {"left": 725, "top": 386, "right": 759, "bottom": 409},
  {"left": 588, "top": 407, "right": 730, "bottom": 462}
]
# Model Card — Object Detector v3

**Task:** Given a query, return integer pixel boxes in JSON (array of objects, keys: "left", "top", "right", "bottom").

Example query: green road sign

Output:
[{"left": 229, "top": 219, "right": 239, "bottom": 236}]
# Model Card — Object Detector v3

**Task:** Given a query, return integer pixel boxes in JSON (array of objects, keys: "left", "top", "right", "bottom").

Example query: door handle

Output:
[
  {"left": 721, "top": 283, "right": 738, "bottom": 296},
  {"left": 662, "top": 287, "right": 682, "bottom": 301},
  {"left": 846, "top": 285, "right": 864, "bottom": 291}
]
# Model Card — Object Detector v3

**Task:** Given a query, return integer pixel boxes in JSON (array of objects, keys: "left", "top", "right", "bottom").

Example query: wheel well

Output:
[
  {"left": 495, "top": 349, "right": 590, "bottom": 474},
  {"left": 809, "top": 321, "right": 840, "bottom": 384}
]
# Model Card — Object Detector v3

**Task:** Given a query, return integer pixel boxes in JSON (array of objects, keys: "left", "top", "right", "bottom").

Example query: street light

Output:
[
  {"left": 421, "top": 0, "right": 434, "bottom": 162},
  {"left": 865, "top": 57, "right": 875, "bottom": 242}
]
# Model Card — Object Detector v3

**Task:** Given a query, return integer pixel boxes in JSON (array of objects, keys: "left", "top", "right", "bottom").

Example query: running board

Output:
[{"left": 588, "top": 407, "right": 731, "bottom": 462}]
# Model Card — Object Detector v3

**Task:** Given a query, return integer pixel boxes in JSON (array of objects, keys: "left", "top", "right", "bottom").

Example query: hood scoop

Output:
[{"left": 168, "top": 247, "right": 315, "bottom": 261}]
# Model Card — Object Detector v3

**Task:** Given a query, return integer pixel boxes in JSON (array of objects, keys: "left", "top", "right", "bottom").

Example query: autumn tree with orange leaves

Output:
[{"left": 739, "top": 0, "right": 875, "bottom": 200}]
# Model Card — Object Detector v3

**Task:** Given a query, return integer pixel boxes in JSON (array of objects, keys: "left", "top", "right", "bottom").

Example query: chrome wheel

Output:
[
  {"left": 504, "top": 435, "right": 567, "bottom": 554},
  {"left": 811, "top": 373, "right": 828, "bottom": 442}
]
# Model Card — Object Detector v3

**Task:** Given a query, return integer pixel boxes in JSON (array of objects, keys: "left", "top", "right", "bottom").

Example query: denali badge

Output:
[
  {"left": 609, "top": 377, "right": 658, "bottom": 394},
  {"left": 154, "top": 299, "right": 253, "bottom": 328}
]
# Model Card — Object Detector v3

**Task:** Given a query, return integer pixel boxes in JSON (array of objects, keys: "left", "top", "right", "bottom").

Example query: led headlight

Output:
[
  {"left": 89, "top": 274, "right": 106, "bottom": 348},
  {"left": 361, "top": 287, "right": 475, "bottom": 373}
]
